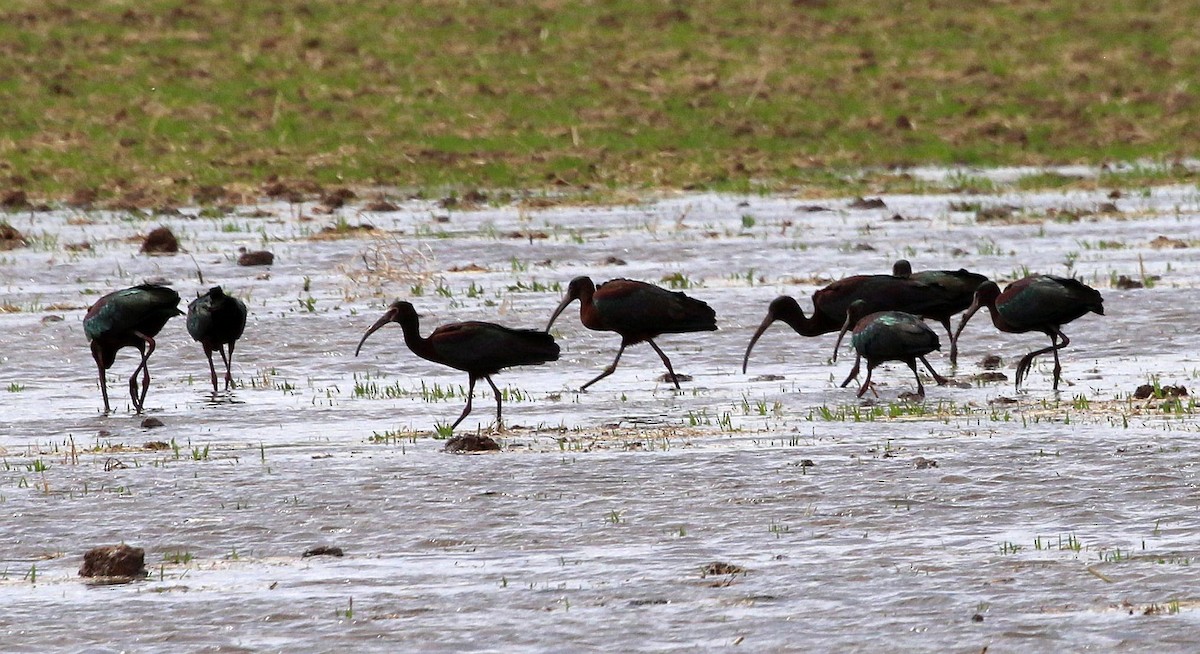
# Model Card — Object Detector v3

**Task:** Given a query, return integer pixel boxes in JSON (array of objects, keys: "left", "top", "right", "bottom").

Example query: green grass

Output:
[{"left": 2, "top": 1, "right": 1199, "bottom": 204}]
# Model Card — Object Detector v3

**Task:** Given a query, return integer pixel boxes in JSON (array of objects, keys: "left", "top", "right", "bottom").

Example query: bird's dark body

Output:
[
  {"left": 851, "top": 311, "right": 941, "bottom": 362},
  {"left": 834, "top": 302, "right": 949, "bottom": 398},
  {"left": 955, "top": 275, "right": 1104, "bottom": 390},
  {"left": 187, "top": 286, "right": 248, "bottom": 394},
  {"left": 743, "top": 272, "right": 967, "bottom": 372},
  {"left": 84, "top": 284, "right": 182, "bottom": 412},
  {"left": 356, "top": 300, "right": 559, "bottom": 430},
  {"left": 587, "top": 279, "right": 717, "bottom": 339},
  {"left": 991, "top": 275, "right": 1104, "bottom": 331},
  {"left": 187, "top": 287, "right": 247, "bottom": 349},
  {"left": 546, "top": 277, "right": 716, "bottom": 390},
  {"left": 413, "top": 321, "right": 561, "bottom": 375},
  {"left": 891, "top": 260, "right": 990, "bottom": 364}
]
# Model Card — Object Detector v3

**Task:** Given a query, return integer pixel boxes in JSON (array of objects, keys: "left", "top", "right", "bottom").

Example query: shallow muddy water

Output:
[{"left": 2, "top": 177, "right": 1200, "bottom": 651}]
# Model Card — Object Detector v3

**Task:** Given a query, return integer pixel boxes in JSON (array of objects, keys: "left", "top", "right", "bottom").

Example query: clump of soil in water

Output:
[
  {"left": 79, "top": 544, "right": 147, "bottom": 579},
  {"left": 1133, "top": 384, "right": 1187, "bottom": 399},
  {"left": 701, "top": 561, "right": 746, "bottom": 577},
  {"left": 0, "top": 223, "right": 27, "bottom": 250},
  {"left": 141, "top": 226, "right": 179, "bottom": 254},
  {"left": 238, "top": 249, "right": 275, "bottom": 266},
  {"left": 444, "top": 434, "right": 500, "bottom": 453},
  {"left": 303, "top": 545, "right": 344, "bottom": 558}
]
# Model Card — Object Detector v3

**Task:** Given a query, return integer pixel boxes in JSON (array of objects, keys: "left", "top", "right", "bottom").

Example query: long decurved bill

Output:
[
  {"left": 355, "top": 306, "right": 399, "bottom": 356},
  {"left": 952, "top": 297, "right": 984, "bottom": 347},
  {"left": 741, "top": 312, "right": 779, "bottom": 374},
  {"left": 831, "top": 312, "right": 855, "bottom": 363},
  {"left": 545, "top": 295, "right": 576, "bottom": 333}
]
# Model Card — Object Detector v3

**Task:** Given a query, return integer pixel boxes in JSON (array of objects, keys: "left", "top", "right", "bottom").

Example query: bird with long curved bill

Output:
[
  {"left": 187, "top": 286, "right": 248, "bottom": 395},
  {"left": 355, "top": 301, "right": 560, "bottom": 431},
  {"left": 833, "top": 300, "right": 950, "bottom": 398},
  {"left": 84, "top": 284, "right": 183, "bottom": 413},
  {"left": 743, "top": 271, "right": 964, "bottom": 373},
  {"left": 545, "top": 277, "right": 717, "bottom": 391},
  {"left": 954, "top": 275, "right": 1104, "bottom": 390}
]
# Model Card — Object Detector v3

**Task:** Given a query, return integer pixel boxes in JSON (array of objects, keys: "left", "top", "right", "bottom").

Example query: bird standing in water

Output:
[
  {"left": 833, "top": 300, "right": 950, "bottom": 398},
  {"left": 743, "top": 272, "right": 953, "bottom": 372},
  {"left": 356, "top": 300, "right": 560, "bottom": 430},
  {"left": 954, "top": 276, "right": 1104, "bottom": 390},
  {"left": 891, "top": 259, "right": 988, "bottom": 366},
  {"left": 84, "top": 284, "right": 183, "bottom": 413},
  {"left": 545, "top": 277, "right": 717, "bottom": 391},
  {"left": 187, "top": 286, "right": 248, "bottom": 395}
]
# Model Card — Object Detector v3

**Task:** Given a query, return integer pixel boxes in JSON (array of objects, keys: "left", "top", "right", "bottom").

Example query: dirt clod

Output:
[
  {"left": 141, "top": 417, "right": 164, "bottom": 428},
  {"left": 141, "top": 226, "right": 179, "bottom": 254},
  {"left": 237, "top": 249, "right": 275, "bottom": 266},
  {"left": 848, "top": 197, "right": 886, "bottom": 209},
  {"left": 444, "top": 434, "right": 501, "bottom": 453},
  {"left": 979, "top": 354, "right": 1003, "bottom": 369},
  {"left": 302, "top": 545, "right": 345, "bottom": 558},
  {"left": 79, "top": 544, "right": 146, "bottom": 579},
  {"left": 1114, "top": 275, "right": 1143, "bottom": 289},
  {"left": 659, "top": 373, "right": 693, "bottom": 383},
  {"left": 364, "top": 199, "right": 400, "bottom": 212},
  {"left": 1133, "top": 384, "right": 1187, "bottom": 400},
  {"left": 1149, "top": 235, "right": 1187, "bottom": 249},
  {"left": 0, "top": 223, "right": 27, "bottom": 250},
  {"left": 701, "top": 561, "right": 746, "bottom": 577},
  {"left": 1, "top": 189, "right": 29, "bottom": 209},
  {"left": 143, "top": 441, "right": 169, "bottom": 450},
  {"left": 914, "top": 456, "right": 938, "bottom": 469}
]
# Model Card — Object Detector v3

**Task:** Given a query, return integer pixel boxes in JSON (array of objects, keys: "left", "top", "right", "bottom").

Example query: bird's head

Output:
[
  {"left": 742, "top": 296, "right": 805, "bottom": 373},
  {"left": 355, "top": 300, "right": 418, "bottom": 356},
  {"left": 832, "top": 299, "right": 870, "bottom": 363},
  {"left": 954, "top": 281, "right": 1001, "bottom": 342},
  {"left": 545, "top": 276, "right": 594, "bottom": 332},
  {"left": 892, "top": 259, "right": 913, "bottom": 278}
]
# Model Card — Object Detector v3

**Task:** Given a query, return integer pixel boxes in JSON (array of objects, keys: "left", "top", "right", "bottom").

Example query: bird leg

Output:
[
  {"left": 91, "top": 342, "right": 111, "bottom": 414},
  {"left": 646, "top": 339, "right": 682, "bottom": 390},
  {"left": 127, "top": 334, "right": 156, "bottom": 413},
  {"left": 839, "top": 355, "right": 862, "bottom": 388},
  {"left": 939, "top": 318, "right": 958, "bottom": 367},
  {"left": 906, "top": 359, "right": 927, "bottom": 398},
  {"left": 450, "top": 376, "right": 477, "bottom": 430},
  {"left": 857, "top": 364, "right": 876, "bottom": 398},
  {"left": 1015, "top": 331, "right": 1068, "bottom": 390},
  {"left": 222, "top": 342, "right": 235, "bottom": 390},
  {"left": 484, "top": 375, "right": 504, "bottom": 430},
  {"left": 918, "top": 356, "right": 950, "bottom": 386},
  {"left": 1051, "top": 330, "right": 1070, "bottom": 390},
  {"left": 580, "top": 343, "right": 627, "bottom": 391},
  {"left": 203, "top": 344, "right": 219, "bottom": 395}
]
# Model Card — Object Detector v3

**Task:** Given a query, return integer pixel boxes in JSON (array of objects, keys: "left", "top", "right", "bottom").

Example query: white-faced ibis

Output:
[
  {"left": 742, "top": 273, "right": 955, "bottom": 372},
  {"left": 832, "top": 300, "right": 950, "bottom": 398},
  {"left": 187, "top": 286, "right": 248, "bottom": 394},
  {"left": 954, "top": 276, "right": 1104, "bottom": 390},
  {"left": 545, "top": 277, "right": 717, "bottom": 391},
  {"left": 355, "top": 301, "right": 560, "bottom": 430},
  {"left": 83, "top": 284, "right": 183, "bottom": 413},
  {"left": 892, "top": 259, "right": 989, "bottom": 365}
]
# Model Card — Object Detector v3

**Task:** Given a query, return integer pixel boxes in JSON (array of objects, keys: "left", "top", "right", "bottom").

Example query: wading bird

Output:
[
  {"left": 833, "top": 300, "right": 949, "bottom": 398},
  {"left": 356, "top": 301, "right": 560, "bottom": 430},
  {"left": 742, "top": 273, "right": 953, "bottom": 372},
  {"left": 187, "top": 286, "right": 248, "bottom": 394},
  {"left": 84, "top": 284, "right": 183, "bottom": 413},
  {"left": 545, "top": 277, "right": 717, "bottom": 391},
  {"left": 954, "top": 276, "right": 1104, "bottom": 390},
  {"left": 891, "top": 259, "right": 989, "bottom": 365}
]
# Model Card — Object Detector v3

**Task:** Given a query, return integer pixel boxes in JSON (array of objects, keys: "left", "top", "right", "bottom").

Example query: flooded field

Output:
[{"left": 2, "top": 173, "right": 1200, "bottom": 651}]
